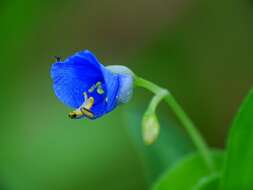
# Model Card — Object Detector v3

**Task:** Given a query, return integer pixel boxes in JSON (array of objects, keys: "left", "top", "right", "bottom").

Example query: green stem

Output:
[
  {"left": 148, "top": 90, "right": 168, "bottom": 113},
  {"left": 135, "top": 76, "right": 215, "bottom": 172}
]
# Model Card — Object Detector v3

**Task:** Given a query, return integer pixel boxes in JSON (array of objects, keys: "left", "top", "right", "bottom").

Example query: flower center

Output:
[
  {"left": 88, "top": 81, "right": 105, "bottom": 95},
  {"left": 68, "top": 81, "right": 105, "bottom": 119}
]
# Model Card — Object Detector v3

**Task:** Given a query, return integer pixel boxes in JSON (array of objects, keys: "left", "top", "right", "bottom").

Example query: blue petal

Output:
[
  {"left": 102, "top": 68, "right": 120, "bottom": 113},
  {"left": 86, "top": 82, "right": 107, "bottom": 118},
  {"left": 51, "top": 50, "right": 104, "bottom": 108},
  {"left": 117, "top": 74, "right": 133, "bottom": 104},
  {"left": 85, "top": 68, "right": 120, "bottom": 118}
]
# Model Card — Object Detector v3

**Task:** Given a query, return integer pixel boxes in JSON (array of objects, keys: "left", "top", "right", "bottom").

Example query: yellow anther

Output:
[
  {"left": 68, "top": 110, "right": 84, "bottom": 119},
  {"left": 80, "top": 108, "right": 94, "bottom": 119},
  {"left": 83, "top": 96, "right": 95, "bottom": 118},
  {"left": 97, "top": 87, "right": 104, "bottom": 94},
  {"left": 68, "top": 93, "right": 95, "bottom": 119},
  {"left": 85, "top": 97, "right": 94, "bottom": 110},
  {"left": 96, "top": 81, "right": 102, "bottom": 87}
]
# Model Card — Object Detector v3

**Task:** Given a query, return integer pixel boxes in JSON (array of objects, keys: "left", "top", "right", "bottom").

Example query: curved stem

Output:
[
  {"left": 135, "top": 76, "right": 215, "bottom": 172},
  {"left": 148, "top": 90, "right": 169, "bottom": 113}
]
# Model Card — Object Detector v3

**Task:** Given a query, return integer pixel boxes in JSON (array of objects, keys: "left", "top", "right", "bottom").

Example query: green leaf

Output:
[
  {"left": 152, "top": 151, "right": 224, "bottom": 190},
  {"left": 124, "top": 108, "right": 195, "bottom": 184},
  {"left": 221, "top": 89, "right": 253, "bottom": 190},
  {"left": 192, "top": 173, "right": 220, "bottom": 190}
]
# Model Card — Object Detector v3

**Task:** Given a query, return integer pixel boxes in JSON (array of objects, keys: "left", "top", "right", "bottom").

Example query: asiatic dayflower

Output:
[{"left": 50, "top": 50, "right": 134, "bottom": 119}]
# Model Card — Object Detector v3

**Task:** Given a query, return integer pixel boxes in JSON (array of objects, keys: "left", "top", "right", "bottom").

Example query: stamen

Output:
[
  {"left": 88, "top": 85, "right": 96, "bottom": 93},
  {"left": 68, "top": 110, "right": 84, "bottom": 119},
  {"left": 95, "top": 81, "right": 105, "bottom": 94},
  {"left": 68, "top": 112, "right": 77, "bottom": 119},
  {"left": 83, "top": 92, "right": 88, "bottom": 101},
  {"left": 97, "top": 88, "right": 104, "bottom": 94},
  {"left": 96, "top": 81, "right": 102, "bottom": 87},
  {"left": 80, "top": 94, "right": 95, "bottom": 118},
  {"left": 85, "top": 97, "right": 94, "bottom": 110},
  {"left": 80, "top": 108, "right": 94, "bottom": 119},
  {"left": 68, "top": 92, "right": 95, "bottom": 119}
]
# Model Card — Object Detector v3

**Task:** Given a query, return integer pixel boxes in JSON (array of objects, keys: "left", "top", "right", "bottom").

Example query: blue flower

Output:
[{"left": 50, "top": 50, "right": 134, "bottom": 119}]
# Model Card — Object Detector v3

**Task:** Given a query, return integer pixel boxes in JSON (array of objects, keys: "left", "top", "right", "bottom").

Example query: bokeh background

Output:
[{"left": 1, "top": 0, "right": 253, "bottom": 189}]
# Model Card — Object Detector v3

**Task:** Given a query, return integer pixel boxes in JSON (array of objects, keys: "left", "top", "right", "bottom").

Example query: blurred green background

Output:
[{"left": 1, "top": 0, "right": 253, "bottom": 189}]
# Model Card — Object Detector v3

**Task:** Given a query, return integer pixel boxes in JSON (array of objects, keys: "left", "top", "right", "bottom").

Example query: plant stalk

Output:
[{"left": 135, "top": 76, "right": 215, "bottom": 172}]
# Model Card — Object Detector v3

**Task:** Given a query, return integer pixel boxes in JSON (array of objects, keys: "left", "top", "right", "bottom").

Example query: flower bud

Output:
[{"left": 142, "top": 113, "right": 160, "bottom": 145}]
